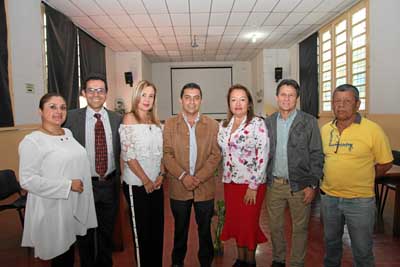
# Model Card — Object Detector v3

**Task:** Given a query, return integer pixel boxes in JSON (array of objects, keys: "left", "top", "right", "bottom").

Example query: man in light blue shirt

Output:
[{"left": 265, "top": 79, "right": 323, "bottom": 267}]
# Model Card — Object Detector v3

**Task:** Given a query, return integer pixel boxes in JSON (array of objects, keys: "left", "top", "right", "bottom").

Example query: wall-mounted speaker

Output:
[
  {"left": 275, "top": 67, "right": 283, "bottom": 83},
  {"left": 124, "top": 72, "right": 133, "bottom": 87}
]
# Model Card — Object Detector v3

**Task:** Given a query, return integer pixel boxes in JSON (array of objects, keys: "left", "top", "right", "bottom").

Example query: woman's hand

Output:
[
  {"left": 143, "top": 179, "right": 155, "bottom": 194},
  {"left": 154, "top": 175, "right": 164, "bottom": 190},
  {"left": 71, "top": 179, "right": 84, "bottom": 193},
  {"left": 244, "top": 188, "right": 257, "bottom": 205}
]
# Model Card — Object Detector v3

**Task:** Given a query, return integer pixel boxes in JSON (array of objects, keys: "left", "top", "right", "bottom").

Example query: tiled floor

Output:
[{"left": 1, "top": 181, "right": 400, "bottom": 267}]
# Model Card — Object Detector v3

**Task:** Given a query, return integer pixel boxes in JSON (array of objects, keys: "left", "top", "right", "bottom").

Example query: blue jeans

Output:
[{"left": 321, "top": 194, "right": 375, "bottom": 267}]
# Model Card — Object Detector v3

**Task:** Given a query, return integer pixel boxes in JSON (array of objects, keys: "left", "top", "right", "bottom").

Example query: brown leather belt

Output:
[{"left": 273, "top": 177, "right": 289, "bottom": 185}]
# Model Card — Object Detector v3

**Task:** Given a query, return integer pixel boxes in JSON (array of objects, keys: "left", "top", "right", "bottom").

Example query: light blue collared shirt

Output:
[
  {"left": 182, "top": 113, "right": 200, "bottom": 176},
  {"left": 272, "top": 109, "right": 297, "bottom": 179}
]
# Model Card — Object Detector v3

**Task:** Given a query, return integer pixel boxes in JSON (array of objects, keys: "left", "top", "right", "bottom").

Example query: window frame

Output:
[{"left": 318, "top": 0, "right": 369, "bottom": 116}]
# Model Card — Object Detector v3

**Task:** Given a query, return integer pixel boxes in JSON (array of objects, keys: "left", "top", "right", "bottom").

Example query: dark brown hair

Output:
[
  {"left": 39, "top": 92, "right": 65, "bottom": 110},
  {"left": 222, "top": 84, "right": 255, "bottom": 127}
]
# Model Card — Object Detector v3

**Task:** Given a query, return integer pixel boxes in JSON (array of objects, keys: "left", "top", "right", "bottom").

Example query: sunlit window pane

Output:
[
  {"left": 359, "top": 98, "right": 366, "bottom": 110},
  {"left": 352, "top": 21, "right": 366, "bottom": 37},
  {"left": 352, "top": 47, "right": 366, "bottom": 61},
  {"left": 322, "top": 91, "right": 330, "bottom": 101},
  {"left": 336, "top": 54, "right": 346, "bottom": 66},
  {"left": 353, "top": 73, "right": 366, "bottom": 86},
  {"left": 336, "top": 43, "right": 346, "bottom": 56},
  {"left": 323, "top": 61, "right": 331, "bottom": 72},
  {"left": 323, "top": 51, "right": 331, "bottom": 61},
  {"left": 358, "top": 85, "right": 366, "bottom": 97},
  {"left": 353, "top": 34, "right": 366, "bottom": 49},
  {"left": 336, "top": 65, "right": 346, "bottom": 77},
  {"left": 353, "top": 60, "right": 366, "bottom": 74},
  {"left": 336, "top": 77, "right": 346, "bottom": 86},
  {"left": 323, "top": 81, "right": 331, "bottom": 91},
  {"left": 323, "top": 41, "right": 331, "bottom": 52},
  {"left": 352, "top": 8, "right": 366, "bottom": 25},
  {"left": 323, "top": 102, "right": 331, "bottom": 111},
  {"left": 336, "top": 31, "right": 346, "bottom": 44},
  {"left": 322, "top": 31, "right": 331, "bottom": 42},
  {"left": 323, "top": 71, "right": 331, "bottom": 81},
  {"left": 336, "top": 20, "right": 346, "bottom": 33}
]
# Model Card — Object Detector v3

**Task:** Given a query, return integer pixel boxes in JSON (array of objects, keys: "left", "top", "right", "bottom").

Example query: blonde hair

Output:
[{"left": 130, "top": 80, "right": 161, "bottom": 127}]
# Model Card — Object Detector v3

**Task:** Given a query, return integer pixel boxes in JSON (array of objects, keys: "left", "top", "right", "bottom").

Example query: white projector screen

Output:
[{"left": 171, "top": 67, "right": 232, "bottom": 117}]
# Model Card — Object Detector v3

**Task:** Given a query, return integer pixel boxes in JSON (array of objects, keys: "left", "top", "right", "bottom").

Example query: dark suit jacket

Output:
[{"left": 64, "top": 107, "right": 122, "bottom": 208}]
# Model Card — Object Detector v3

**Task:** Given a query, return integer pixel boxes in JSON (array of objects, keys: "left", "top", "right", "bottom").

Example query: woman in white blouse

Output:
[
  {"left": 119, "top": 80, "right": 164, "bottom": 267},
  {"left": 18, "top": 93, "right": 97, "bottom": 266},
  {"left": 218, "top": 84, "right": 269, "bottom": 267}
]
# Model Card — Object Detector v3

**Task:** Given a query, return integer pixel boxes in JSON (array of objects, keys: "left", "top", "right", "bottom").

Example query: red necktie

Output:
[{"left": 94, "top": 113, "right": 108, "bottom": 177}]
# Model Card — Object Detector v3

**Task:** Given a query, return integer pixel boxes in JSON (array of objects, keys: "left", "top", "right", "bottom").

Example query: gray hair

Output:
[{"left": 333, "top": 84, "right": 360, "bottom": 101}]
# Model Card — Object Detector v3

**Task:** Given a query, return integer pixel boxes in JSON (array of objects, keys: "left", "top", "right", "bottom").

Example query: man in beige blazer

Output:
[{"left": 163, "top": 82, "right": 221, "bottom": 267}]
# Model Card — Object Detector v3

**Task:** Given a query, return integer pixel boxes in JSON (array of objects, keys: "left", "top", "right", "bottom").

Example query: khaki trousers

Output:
[{"left": 267, "top": 182, "right": 311, "bottom": 267}]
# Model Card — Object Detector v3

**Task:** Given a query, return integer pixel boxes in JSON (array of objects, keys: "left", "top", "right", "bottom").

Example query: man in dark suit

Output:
[{"left": 64, "top": 73, "right": 122, "bottom": 267}]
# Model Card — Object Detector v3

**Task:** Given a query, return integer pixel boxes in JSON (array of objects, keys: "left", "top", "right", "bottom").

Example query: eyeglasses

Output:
[{"left": 86, "top": 88, "right": 106, "bottom": 95}]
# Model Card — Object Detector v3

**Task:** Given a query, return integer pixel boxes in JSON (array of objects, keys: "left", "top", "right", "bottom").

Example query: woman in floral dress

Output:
[{"left": 218, "top": 84, "right": 269, "bottom": 267}]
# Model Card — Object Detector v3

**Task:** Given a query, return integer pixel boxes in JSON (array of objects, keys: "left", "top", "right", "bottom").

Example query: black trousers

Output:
[
  {"left": 51, "top": 244, "right": 75, "bottom": 267},
  {"left": 123, "top": 182, "right": 164, "bottom": 267},
  {"left": 77, "top": 179, "right": 117, "bottom": 267},
  {"left": 170, "top": 198, "right": 214, "bottom": 267}
]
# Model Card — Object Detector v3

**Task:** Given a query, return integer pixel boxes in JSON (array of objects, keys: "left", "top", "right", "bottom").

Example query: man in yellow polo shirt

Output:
[{"left": 320, "top": 84, "right": 393, "bottom": 267}]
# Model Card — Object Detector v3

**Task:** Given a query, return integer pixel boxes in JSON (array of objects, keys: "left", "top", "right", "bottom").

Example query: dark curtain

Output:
[
  {"left": 299, "top": 32, "right": 319, "bottom": 118},
  {"left": 78, "top": 29, "right": 106, "bottom": 85},
  {"left": 0, "top": 0, "right": 14, "bottom": 127},
  {"left": 46, "top": 4, "right": 79, "bottom": 109}
]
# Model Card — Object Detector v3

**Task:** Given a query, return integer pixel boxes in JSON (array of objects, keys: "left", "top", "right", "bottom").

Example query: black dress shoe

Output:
[
  {"left": 247, "top": 261, "right": 257, "bottom": 267},
  {"left": 232, "top": 259, "right": 246, "bottom": 267},
  {"left": 271, "top": 261, "right": 285, "bottom": 267},
  {"left": 171, "top": 264, "right": 184, "bottom": 267}
]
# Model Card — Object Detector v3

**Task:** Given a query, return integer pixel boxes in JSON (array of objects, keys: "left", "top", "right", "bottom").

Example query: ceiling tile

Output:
[
  {"left": 156, "top": 27, "right": 175, "bottom": 36},
  {"left": 131, "top": 14, "right": 153, "bottom": 27},
  {"left": 190, "top": 0, "right": 212, "bottom": 13},
  {"left": 224, "top": 26, "right": 242, "bottom": 35},
  {"left": 71, "top": 16, "right": 98, "bottom": 29},
  {"left": 300, "top": 12, "right": 329, "bottom": 24},
  {"left": 263, "top": 12, "right": 288, "bottom": 25},
  {"left": 227, "top": 13, "right": 250, "bottom": 26},
  {"left": 294, "top": 0, "right": 324, "bottom": 12},
  {"left": 192, "top": 27, "right": 208, "bottom": 36},
  {"left": 111, "top": 15, "right": 135, "bottom": 27},
  {"left": 160, "top": 35, "right": 177, "bottom": 43},
  {"left": 140, "top": 27, "right": 159, "bottom": 36},
  {"left": 116, "top": 37, "right": 133, "bottom": 44},
  {"left": 208, "top": 26, "right": 225, "bottom": 35},
  {"left": 191, "top": 13, "right": 210, "bottom": 26},
  {"left": 89, "top": 28, "right": 110, "bottom": 38},
  {"left": 105, "top": 28, "right": 126, "bottom": 38},
  {"left": 121, "top": 27, "right": 142, "bottom": 37},
  {"left": 47, "top": 0, "right": 85, "bottom": 16},
  {"left": 281, "top": 12, "right": 307, "bottom": 25},
  {"left": 173, "top": 27, "right": 191, "bottom": 36},
  {"left": 313, "top": 0, "right": 345, "bottom": 12},
  {"left": 118, "top": 0, "right": 146, "bottom": 14},
  {"left": 170, "top": 13, "right": 190, "bottom": 26},
  {"left": 246, "top": 12, "right": 269, "bottom": 26},
  {"left": 133, "top": 37, "right": 148, "bottom": 45},
  {"left": 166, "top": 0, "right": 189, "bottom": 13},
  {"left": 273, "top": 0, "right": 302, "bottom": 12},
  {"left": 209, "top": 13, "right": 230, "bottom": 26},
  {"left": 142, "top": 0, "right": 168, "bottom": 13},
  {"left": 95, "top": 0, "right": 125, "bottom": 15},
  {"left": 151, "top": 14, "right": 172, "bottom": 27},
  {"left": 253, "top": 0, "right": 279, "bottom": 12},
  {"left": 168, "top": 50, "right": 180, "bottom": 56},
  {"left": 211, "top": 0, "right": 234, "bottom": 12},
  {"left": 71, "top": 0, "right": 105, "bottom": 16},
  {"left": 90, "top": 16, "right": 117, "bottom": 28},
  {"left": 232, "top": 0, "right": 257, "bottom": 12}
]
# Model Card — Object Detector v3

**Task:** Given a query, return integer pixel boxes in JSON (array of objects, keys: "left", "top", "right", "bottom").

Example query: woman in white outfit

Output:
[
  {"left": 18, "top": 93, "right": 97, "bottom": 267},
  {"left": 119, "top": 80, "right": 164, "bottom": 267}
]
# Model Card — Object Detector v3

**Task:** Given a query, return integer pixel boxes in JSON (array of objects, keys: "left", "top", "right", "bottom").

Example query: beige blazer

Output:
[{"left": 163, "top": 113, "right": 221, "bottom": 201}]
